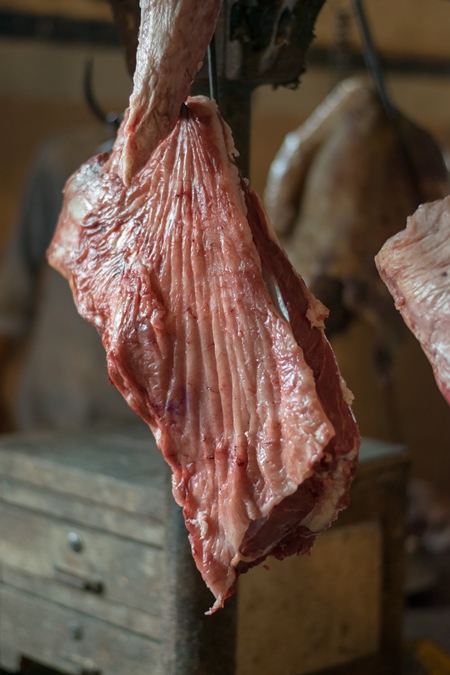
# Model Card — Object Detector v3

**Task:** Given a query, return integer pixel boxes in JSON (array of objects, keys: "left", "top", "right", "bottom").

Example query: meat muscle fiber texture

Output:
[
  {"left": 376, "top": 196, "right": 450, "bottom": 405},
  {"left": 114, "top": 0, "right": 222, "bottom": 185},
  {"left": 47, "top": 97, "right": 360, "bottom": 612}
]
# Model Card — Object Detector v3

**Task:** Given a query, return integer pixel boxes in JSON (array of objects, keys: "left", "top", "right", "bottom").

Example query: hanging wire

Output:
[
  {"left": 208, "top": 34, "right": 219, "bottom": 103},
  {"left": 330, "top": 7, "right": 353, "bottom": 83},
  {"left": 352, "top": 0, "right": 424, "bottom": 202},
  {"left": 351, "top": 0, "right": 395, "bottom": 119}
]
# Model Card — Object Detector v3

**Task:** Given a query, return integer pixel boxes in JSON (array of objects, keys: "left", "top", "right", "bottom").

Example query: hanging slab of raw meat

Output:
[
  {"left": 112, "top": 0, "right": 222, "bottom": 185},
  {"left": 376, "top": 196, "right": 450, "bottom": 405},
  {"left": 48, "top": 97, "right": 360, "bottom": 611}
]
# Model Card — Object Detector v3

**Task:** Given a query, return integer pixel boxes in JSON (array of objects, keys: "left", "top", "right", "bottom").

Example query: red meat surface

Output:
[
  {"left": 376, "top": 196, "right": 450, "bottom": 405},
  {"left": 114, "top": 0, "right": 222, "bottom": 185},
  {"left": 48, "top": 97, "right": 360, "bottom": 611}
]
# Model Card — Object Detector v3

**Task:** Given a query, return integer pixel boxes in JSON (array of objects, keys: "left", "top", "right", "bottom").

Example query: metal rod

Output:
[
  {"left": 352, "top": 0, "right": 424, "bottom": 202},
  {"left": 308, "top": 46, "right": 450, "bottom": 78},
  {"left": 191, "top": 78, "right": 252, "bottom": 178},
  {"left": 351, "top": 0, "right": 395, "bottom": 120},
  {"left": 208, "top": 34, "right": 219, "bottom": 103},
  {"left": 163, "top": 486, "right": 237, "bottom": 675}
]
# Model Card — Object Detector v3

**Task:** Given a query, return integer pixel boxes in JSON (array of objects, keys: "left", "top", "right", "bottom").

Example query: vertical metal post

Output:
[
  {"left": 163, "top": 488, "right": 237, "bottom": 675},
  {"left": 218, "top": 82, "right": 252, "bottom": 179},
  {"left": 191, "top": 79, "right": 252, "bottom": 179}
]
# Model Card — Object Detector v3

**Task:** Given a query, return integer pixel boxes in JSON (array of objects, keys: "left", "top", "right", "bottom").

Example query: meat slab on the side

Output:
[
  {"left": 376, "top": 196, "right": 450, "bottom": 405},
  {"left": 114, "top": 0, "right": 222, "bottom": 185},
  {"left": 48, "top": 97, "right": 360, "bottom": 611}
]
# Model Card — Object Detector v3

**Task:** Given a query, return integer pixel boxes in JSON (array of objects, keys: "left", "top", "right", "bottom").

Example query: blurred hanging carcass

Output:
[
  {"left": 0, "top": 130, "right": 139, "bottom": 432},
  {"left": 264, "top": 77, "right": 450, "bottom": 380}
]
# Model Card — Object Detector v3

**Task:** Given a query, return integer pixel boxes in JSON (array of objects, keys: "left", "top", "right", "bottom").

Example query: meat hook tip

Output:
[{"left": 180, "top": 102, "right": 189, "bottom": 119}]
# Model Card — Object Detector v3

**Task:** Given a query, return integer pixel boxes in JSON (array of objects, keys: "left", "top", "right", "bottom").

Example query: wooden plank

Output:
[
  {"left": 0, "top": 502, "right": 164, "bottom": 617},
  {"left": 314, "top": 0, "right": 450, "bottom": 61},
  {"left": 356, "top": 438, "right": 409, "bottom": 479},
  {"left": 237, "top": 446, "right": 408, "bottom": 675},
  {"left": 2, "top": 567, "right": 161, "bottom": 641},
  {"left": 0, "top": 427, "right": 163, "bottom": 485},
  {"left": 237, "top": 521, "right": 383, "bottom": 675},
  {"left": 4, "top": 0, "right": 450, "bottom": 64},
  {"left": 2, "top": 477, "right": 165, "bottom": 547},
  {"left": 0, "top": 428, "right": 168, "bottom": 518},
  {"left": 0, "top": 585, "right": 163, "bottom": 675},
  {"left": 0, "top": 0, "right": 112, "bottom": 22},
  {"left": 0, "top": 454, "right": 165, "bottom": 518}
]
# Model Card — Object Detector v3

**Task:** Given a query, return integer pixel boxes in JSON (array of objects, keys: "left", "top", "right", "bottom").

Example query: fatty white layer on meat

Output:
[{"left": 376, "top": 195, "right": 450, "bottom": 404}]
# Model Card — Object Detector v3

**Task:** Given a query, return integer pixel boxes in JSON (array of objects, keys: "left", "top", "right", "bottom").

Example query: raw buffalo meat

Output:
[
  {"left": 113, "top": 0, "right": 222, "bottom": 185},
  {"left": 48, "top": 96, "right": 360, "bottom": 611},
  {"left": 376, "top": 196, "right": 450, "bottom": 405}
]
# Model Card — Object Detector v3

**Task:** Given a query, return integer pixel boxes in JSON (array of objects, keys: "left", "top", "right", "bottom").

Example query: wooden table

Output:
[{"left": 0, "top": 429, "right": 408, "bottom": 674}]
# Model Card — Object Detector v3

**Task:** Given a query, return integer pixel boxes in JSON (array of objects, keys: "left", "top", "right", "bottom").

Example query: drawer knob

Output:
[
  {"left": 68, "top": 532, "right": 84, "bottom": 553},
  {"left": 55, "top": 564, "right": 104, "bottom": 594},
  {"left": 68, "top": 619, "right": 84, "bottom": 641}
]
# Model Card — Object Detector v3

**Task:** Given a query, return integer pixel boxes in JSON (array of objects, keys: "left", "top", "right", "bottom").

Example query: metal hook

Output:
[
  {"left": 180, "top": 102, "right": 189, "bottom": 119},
  {"left": 331, "top": 7, "right": 353, "bottom": 83},
  {"left": 351, "top": 0, "right": 394, "bottom": 120},
  {"left": 84, "top": 59, "right": 122, "bottom": 132}
]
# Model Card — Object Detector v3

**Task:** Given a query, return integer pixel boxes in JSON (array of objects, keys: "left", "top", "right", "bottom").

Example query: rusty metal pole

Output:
[
  {"left": 164, "top": 492, "right": 237, "bottom": 675},
  {"left": 219, "top": 82, "right": 252, "bottom": 177}
]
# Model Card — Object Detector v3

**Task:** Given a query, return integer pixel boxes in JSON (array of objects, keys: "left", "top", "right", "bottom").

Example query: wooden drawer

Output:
[
  {"left": 0, "top": 585, "right": 163, "bottom": 675},
  {"left": 1, "top": 476, "right": 165, "bottom": 547},
  {"left": 0, "top": 502, "right": 165, "bottom": 618},
  {"left": 2, "top": 567, "right": 161, "bottom": 641}
]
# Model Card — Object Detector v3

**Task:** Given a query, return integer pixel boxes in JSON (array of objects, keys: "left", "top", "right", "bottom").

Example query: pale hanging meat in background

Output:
[
  {"left": 48, "top": 97, "right": 360, "bottom": 611},
  {"left": 376, "top": 196, "right": 450, "bottom": 406},
  {"left": 111, "top": 0, "right": 222, "bottom": 185},
  {"left": 264, "top": 78, "right": 450, "bottom": 357}
]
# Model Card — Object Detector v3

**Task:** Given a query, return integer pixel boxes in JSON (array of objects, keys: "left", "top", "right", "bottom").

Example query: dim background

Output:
[{"left": 1, "top": 0, "right": 450, "bottom": 492}]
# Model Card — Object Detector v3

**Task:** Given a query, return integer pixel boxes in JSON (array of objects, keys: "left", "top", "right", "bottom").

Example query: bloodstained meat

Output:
[{"left": 48, "top": 97, "right": 360, "bottom": 611}]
